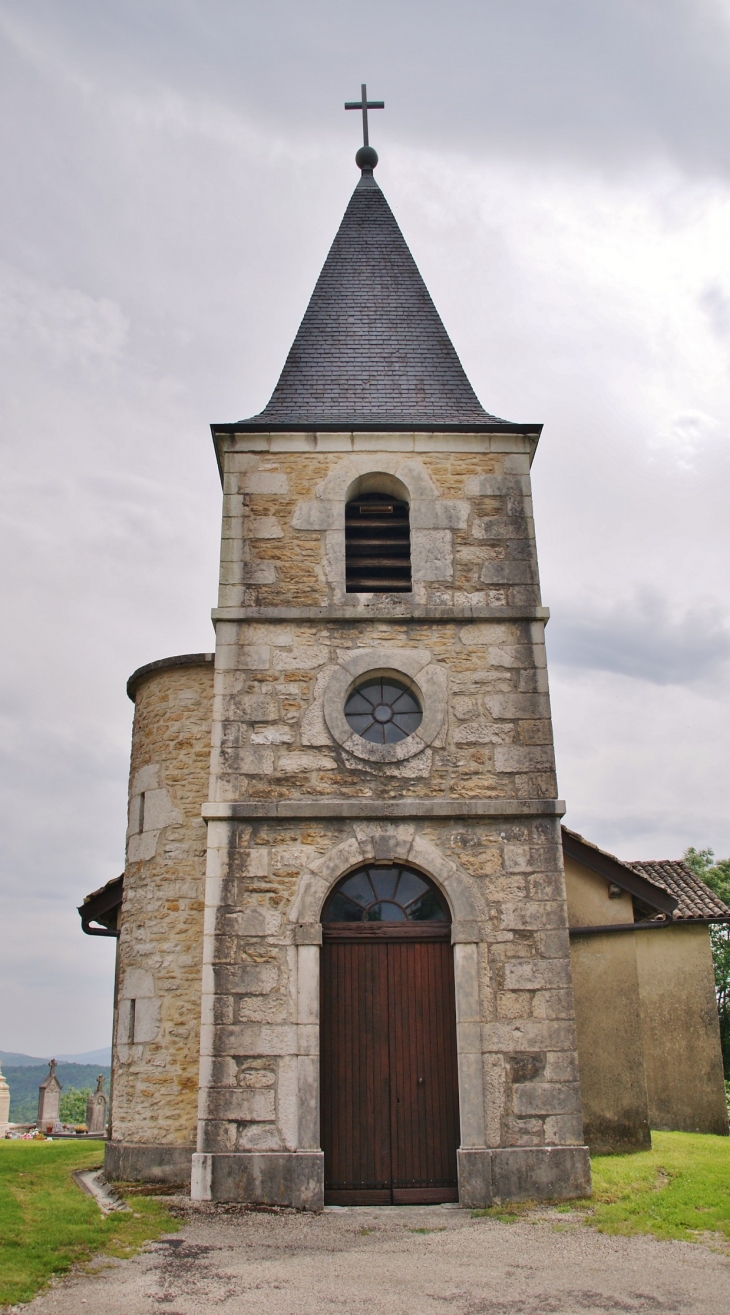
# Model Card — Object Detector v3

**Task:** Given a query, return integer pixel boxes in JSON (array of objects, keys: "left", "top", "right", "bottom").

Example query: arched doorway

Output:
[{"left": 320, "top": 863, "right": 460, "bottom": 1205}]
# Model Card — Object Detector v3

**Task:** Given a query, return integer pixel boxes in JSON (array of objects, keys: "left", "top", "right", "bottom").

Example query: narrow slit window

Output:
[
  {"left": 128, "top": 998, "right": 137, "bottom": 1043},
  {"left": 345, "top": 492, "right": 411, "bottom": 593}
]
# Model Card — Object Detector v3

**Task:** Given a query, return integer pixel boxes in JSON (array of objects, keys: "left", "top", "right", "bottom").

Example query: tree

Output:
[
  {"left": 59, "top": 1087, "right": 92, "bottom": 1125},
  {"left": 684, "top": 847, "right": 730, "bottom": 905},
  {"left": 684, "top": 847, "right": 730, "bottom": 1079}
]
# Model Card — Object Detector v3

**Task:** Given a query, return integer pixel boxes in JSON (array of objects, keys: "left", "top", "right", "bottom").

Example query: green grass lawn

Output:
[
  {"left": 0, "top": 1141, "right": 180, "bottom": 1307},
  {"left": 3, "top": 1132, "right": 730, "bottom": 1308},
  {"left": 587, "top": 1130, "right": 730, "bottom": 1242},
  {"left": 475, "top": 1131, "right": 730, "bottom": 1245}
]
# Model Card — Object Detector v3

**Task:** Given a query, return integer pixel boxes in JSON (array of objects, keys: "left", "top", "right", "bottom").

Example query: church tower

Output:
[{"left": 188, "top": 126, "right": 591, "bottom": 1207}]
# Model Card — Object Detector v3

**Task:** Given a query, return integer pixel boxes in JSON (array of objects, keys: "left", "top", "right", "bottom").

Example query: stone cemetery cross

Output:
[
  {"left": 86, "top": 1073, "right": 108, "bottom": 1134},
  {"left": 344, "top": 82, "right": 384, "bottom": 148},
  {"left": 37, "top": 1058, "right": 62, "bottom": 1132}
]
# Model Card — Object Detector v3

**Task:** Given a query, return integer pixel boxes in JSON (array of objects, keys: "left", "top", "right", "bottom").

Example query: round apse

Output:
[{"left": 344, "top": 676, "right": 422, "bottom": 745}]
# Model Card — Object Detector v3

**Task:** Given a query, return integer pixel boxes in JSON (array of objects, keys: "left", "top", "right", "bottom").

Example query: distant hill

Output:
[
  {"left": 0, "top": 1047, "right": 111, "bottom": 1067},
  {"left": 3, "top": 1063, "right": 111, "bottom": 1123}
]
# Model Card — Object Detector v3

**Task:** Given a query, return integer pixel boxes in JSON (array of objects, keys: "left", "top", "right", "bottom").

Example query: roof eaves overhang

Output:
[
  {"left": 127, "top": 653, "right": 214, "bottom": 703},
  {"left": 570, "top": 914, "right": 730, "bottom": 935},
  {"left": 78, "top": 874, "right": 124, "bottom": 938},
  {"left": 561, "top": 827, "right": 678, "bottom": 918}
]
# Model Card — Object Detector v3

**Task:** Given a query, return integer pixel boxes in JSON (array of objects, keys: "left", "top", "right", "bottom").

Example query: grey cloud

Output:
[
  {"left": 547, "top": 588, "right": 730, "bottom": 686},
  {"left": 2, "top": 1, "right": 730, "bottom": 1052},
  {"left": 3, "top": 0, "right": 730, "bottom": 178},
  {"left": 700, "top": 284, "right": 730, "bottom": 339}
]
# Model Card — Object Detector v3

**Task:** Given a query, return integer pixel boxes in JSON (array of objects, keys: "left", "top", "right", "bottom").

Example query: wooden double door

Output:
[{"left": 321, "top": 925, "right": 460, "bottom": 1205}]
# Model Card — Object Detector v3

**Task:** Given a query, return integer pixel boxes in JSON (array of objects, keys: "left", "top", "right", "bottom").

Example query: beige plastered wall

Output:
[
  {"left": 110, "top": 661, "right": 214, "bottom": 1147},
  {"left": 564, "top": 856, "right": 651, "bottom": 1154},
  {"left": 565, "top": 856, "right": 728, "bottom": 1147},
  {"left": 635, "top": 924, "right": 728, "bottom": 1136}
]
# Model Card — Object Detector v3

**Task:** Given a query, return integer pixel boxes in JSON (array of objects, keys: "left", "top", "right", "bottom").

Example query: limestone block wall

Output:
[
  {"left": 209, "top": 616, "right": 556, "bottom": 805},
  {"left": 110, "top": 656, "right": 214, "bottom": 1150},
  {"left": 198, "top": 814, "right": 583, "bottom": 1159},
  {"left": 214, "top": 434, "right": 542, "bottom": 611},
  {"left": 195, "top": 430, "right": 589, "bottom": 1204}
]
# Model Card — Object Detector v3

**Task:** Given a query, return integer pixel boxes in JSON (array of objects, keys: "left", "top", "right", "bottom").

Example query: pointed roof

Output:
[{"left": 239, "top": 170, "right": 505, "bottom": 429}]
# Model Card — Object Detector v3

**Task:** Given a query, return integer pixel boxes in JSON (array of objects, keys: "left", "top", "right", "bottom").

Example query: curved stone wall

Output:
[{"left": 108, "top": 655, "right": 214, "bottom": 1171}]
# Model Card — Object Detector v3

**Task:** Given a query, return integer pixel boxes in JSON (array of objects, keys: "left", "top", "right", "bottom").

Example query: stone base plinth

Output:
[
  {"left": 191, "top": 1151, "right": 324, "bottom": 1210},
  {"left": 105, "top": 1141, "right": 194, "bottom": 1185},
  {"left": 457, "top": 1145, "right": 591, "bottom": 1207}
]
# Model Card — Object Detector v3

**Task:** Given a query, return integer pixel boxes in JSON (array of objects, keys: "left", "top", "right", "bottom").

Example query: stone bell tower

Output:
[{"left": 191, "top": 128, "right": 590, "bottom": 1207}]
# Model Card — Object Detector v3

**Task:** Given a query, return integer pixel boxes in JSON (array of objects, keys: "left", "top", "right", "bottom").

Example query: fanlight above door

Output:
[{"left": 322, "top": 864, "right": 449, "bottom": 924}]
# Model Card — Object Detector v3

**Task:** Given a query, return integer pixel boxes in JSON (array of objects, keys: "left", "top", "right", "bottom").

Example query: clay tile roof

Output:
[
  {"left": 562, "top": 825, "right": 730, "bottom": 924},
  {"left": 628, "top": 860, "right": 730, "bottom": 922},
  {"left": 241, "top": 172, "right": 506, "bottom": 429}
]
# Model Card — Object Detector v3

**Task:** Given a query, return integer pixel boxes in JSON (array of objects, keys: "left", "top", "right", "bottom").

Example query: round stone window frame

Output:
[{"left": 323, "top": 647, "right": 447, "bottom": 764}]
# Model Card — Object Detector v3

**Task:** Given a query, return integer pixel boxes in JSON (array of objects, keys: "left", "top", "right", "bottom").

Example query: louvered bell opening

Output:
[{"left": 345, "top": 492, "right": 412, "bottom": 593}]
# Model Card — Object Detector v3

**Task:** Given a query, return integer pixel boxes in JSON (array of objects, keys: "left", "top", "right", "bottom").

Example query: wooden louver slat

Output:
[{"left": 345, "top": 492, "right": 412, "bottom": 593}]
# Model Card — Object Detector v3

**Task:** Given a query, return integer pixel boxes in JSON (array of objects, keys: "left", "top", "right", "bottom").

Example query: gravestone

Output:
[
  {"left": 86, "top": 1074, "right": 108, "bottom": 1134},
  {"left": 0, "top": 1060, "right": 9, "bottom": 1135},
  {"left": 37, "top": 1059, "right": 62, "bottom": 1133}
]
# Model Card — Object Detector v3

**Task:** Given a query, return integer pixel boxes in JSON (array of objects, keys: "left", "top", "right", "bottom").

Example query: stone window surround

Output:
[
  {"left": 322, "top": 646, "right": 447, "bottom": 763},
  {"left": 290, "top": 455, "right": 472, "bottom": 596}
]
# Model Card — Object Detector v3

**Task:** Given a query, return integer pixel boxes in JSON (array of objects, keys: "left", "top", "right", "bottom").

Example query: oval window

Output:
[
  {"left": 344, "top": 677, "right": 422, "bottom": 745},
  {"left": 322, "top": 864, "right": 449, "bottom": 924}
]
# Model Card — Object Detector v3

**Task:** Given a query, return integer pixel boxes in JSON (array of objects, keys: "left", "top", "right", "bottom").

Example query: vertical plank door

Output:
[
  {"left": 321, "top": 937, "right": 393, "bottom": 1204},
  {"left": 388, "top": 938, "right": 460, "bottom": 1203},
  {"left": 321, "top": 928, "right": 460, "bottom": 1205}
]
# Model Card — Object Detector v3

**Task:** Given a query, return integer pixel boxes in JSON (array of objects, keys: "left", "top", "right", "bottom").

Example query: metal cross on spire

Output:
[{"left": 345, "top": 83, "right": 384, "bottom": 149}]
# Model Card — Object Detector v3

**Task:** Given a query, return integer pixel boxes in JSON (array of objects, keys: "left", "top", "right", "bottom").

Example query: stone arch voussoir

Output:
[{"left": 290, "top": 826, "right": 479, "bottom": 926}]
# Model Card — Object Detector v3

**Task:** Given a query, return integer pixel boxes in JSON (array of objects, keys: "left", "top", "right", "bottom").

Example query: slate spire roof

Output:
[{"left": 241, "top": 168, "right": 504, "bottom": 429}]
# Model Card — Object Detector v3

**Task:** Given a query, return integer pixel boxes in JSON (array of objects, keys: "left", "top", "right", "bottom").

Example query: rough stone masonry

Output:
[
  {"left": 189, "top": 435, "right": 590, "bottom": 1207},
  {"left": 105, "top": 155, "right": 591, "bottom": 1208}
]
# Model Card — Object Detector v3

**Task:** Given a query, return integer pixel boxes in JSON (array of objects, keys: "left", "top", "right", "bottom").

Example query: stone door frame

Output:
[{"left": 291, "top": 826, "right": 489, "bottom": 1202}]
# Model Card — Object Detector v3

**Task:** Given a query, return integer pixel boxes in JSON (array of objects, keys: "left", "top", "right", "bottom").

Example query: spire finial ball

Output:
[{"left": 356, "top": 145, "right": 378, "bottom": 172}]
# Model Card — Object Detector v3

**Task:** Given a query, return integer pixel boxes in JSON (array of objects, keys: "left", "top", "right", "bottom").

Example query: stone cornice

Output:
[{"left": 210, "top": 426, "right": 542, "bottom": 482}]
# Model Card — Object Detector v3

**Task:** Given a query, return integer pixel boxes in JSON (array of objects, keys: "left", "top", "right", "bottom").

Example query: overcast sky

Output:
[{"left": 2, "top": 0, "right": 730, "bottom": 1056}]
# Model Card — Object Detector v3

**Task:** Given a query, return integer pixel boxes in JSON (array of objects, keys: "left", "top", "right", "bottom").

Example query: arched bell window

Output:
[
  {"left": 345, "top": 491, "right": 412, "bottom": 593},
  {"left": 322, "top": 864, "right": 449, "bottom": 924}
]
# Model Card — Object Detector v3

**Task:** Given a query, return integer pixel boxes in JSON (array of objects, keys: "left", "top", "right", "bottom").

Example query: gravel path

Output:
[{"left": 21, "top": 1203, "right": 730, "bottom": 1315}]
